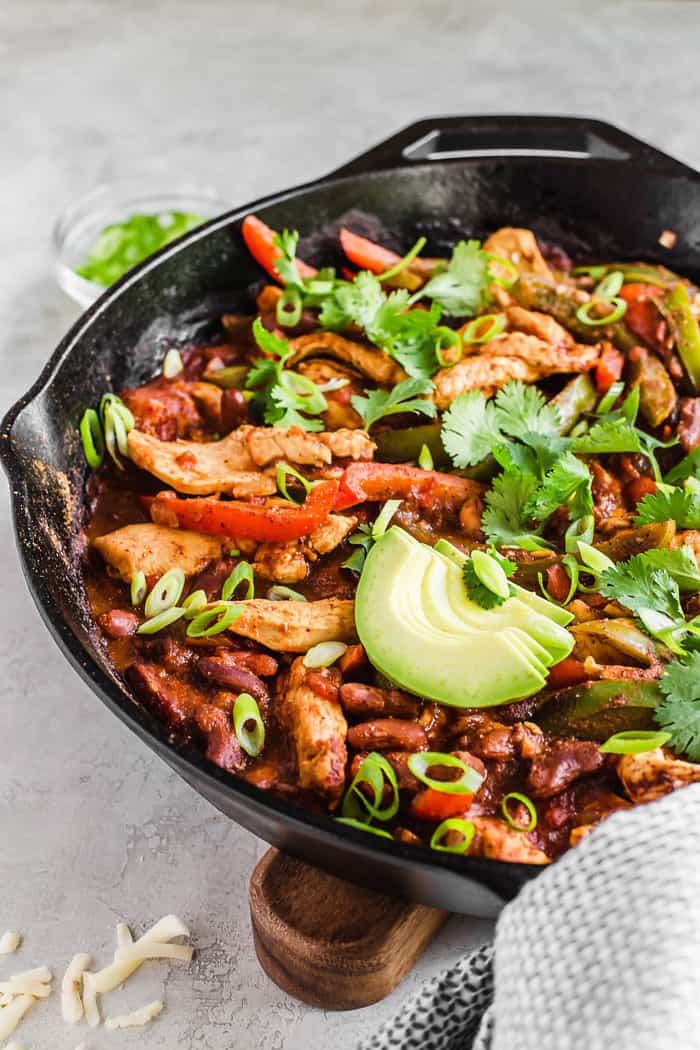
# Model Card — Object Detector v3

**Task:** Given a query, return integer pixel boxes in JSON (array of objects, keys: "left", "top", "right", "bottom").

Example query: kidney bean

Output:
[
  {"left": 195, "top": 704, "right": 245, "bottom": 773},
  {"left": 347, "top": 719, "right": 427, "bottom": 751},
  {"left": 306, "top": 668, "right": 341, "bottom": 702},
  {"left": 527, "top": 740, "right": 604, "bottom": 799},
  {"left": 98, "top": 609, "right": 140, "bottom": 638},
  {"left": 338, "top": 644, "right": 367, "bottom": 676},
  {"left": 211, "top": 647, "right": 278, "bottom": 677},
  {"left": 197, "top": 656, "right": 268, "bottom": 700},
  {"left": 339, "top": 682, "right": 419, "bottom": 719}
]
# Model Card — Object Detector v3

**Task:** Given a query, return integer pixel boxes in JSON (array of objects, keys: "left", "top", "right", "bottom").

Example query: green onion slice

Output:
[
  {"left": 162, "top": 348, "right": 184, "bottom": 379},
  {"left": 599, "top": 730, "right": 672, "bottom": 755},
  {"left": 434, "top": 326, "right": 463, "bottom": 368},
  {"left": 430, "top": 818, "right": 476, "bottom": 854},
  {"left": 233, "top": 692, "right": 266, "bottom": 757},
  {"left": 372, "top": 499, "right": 402, "bottom": 539},
  {"left": 304, "top": 276, "right": 336, "bottom": 296},
  {"left": 501, "top": 792, "right": 537, "bottom": 832},
  {"left": 317, "top": 377, "right": 350, "bottom": 393},
  {"left": 342, "top": 752, "right": 400, "bottom": 822},
  {"left": 407, "top": 753, "right": 484, "bottom": 796},
  {"left": 303, "top": 641, "right": 348, "bottom": 669},
  {"left": 485, "top": 253, "right": 519, "bottom": 288},
  {"left": 577, "top": 540, "right": 615, "bottom": 575},
  {"left": 222, "top": 561, "right": 255, "bottom": 601},
  {"left": 470, "top": 550, "right": 511, "bottom": 600},
  {"left": 276, "top": 287, "right": 303, "bottom": 328},
  {"left": 462, "top": 313, "right": 506, "bottom": 344},
  {"left": 137, "top": 606, "right": 185, "bottom": 635},
  {"left": 99, "top": 393, "right": 135, "bottom": 430},
  {"left": 418, "top": 443, "right": 434, "bottom": 471},
  {"left": 144, "top": 568, "right": 186, "bottom": 618},
  {"left": 130, "top": 571, "right": 147, "bottom": 606},
  {"left": 594, "top": 270, "right": 624, "bottom": 299},
  {"left": 206, "top": 365, "right": 249, "bottom": 390},
  {"left": 79, "top": 408, "right": 105, "bottom": 469},
  {"left": 186, "top": 603, "right": 243, "bottom": 637},
  {"left": 377, "top": 236, "right": 427, "bottom": 282},
  {"left": 182, "top": 588, "right": 208, "bottom": 619},
  {"left": 596, "top": 380, "right": 625, "bottom": 415},
  {"left": 537, "top": 554, "right": 579, "bottom": 606},
  {"left": 335, "top": 817, "right": 393, "bottom": 839},
  {"left": 564, "top": 514, "right": 595, "bottom": 554},
  {"left": 571, "top": 265, "right": 607, "bottom": 281},
  {"left": 276, "top": 461, "right": 312, "bottom": 503},
  {"left": 266, "top": 585, "right": 307, "bottom": 601},
  {"left": 575, "top": 297, "right": 628, "bottom": 326},
  {"left": 277, "top": 371, "right": 327, "bottom": 415}
]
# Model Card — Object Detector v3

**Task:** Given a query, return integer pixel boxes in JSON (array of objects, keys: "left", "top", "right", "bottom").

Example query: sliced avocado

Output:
[
  {"left": 356, "top": 529, "right": 558, "bottom": 709},
  {"left": 537, "top": 680, "right": 663, "bottom": 740}
]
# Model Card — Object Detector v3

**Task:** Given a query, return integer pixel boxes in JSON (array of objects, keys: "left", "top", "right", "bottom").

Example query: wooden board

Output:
[{"left": 249, "top": 848, "right": 449, "bottom": 1010}]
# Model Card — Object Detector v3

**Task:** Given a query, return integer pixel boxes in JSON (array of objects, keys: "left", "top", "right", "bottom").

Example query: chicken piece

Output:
[
  {"left": 468, "top": 817, "right": 550, "bottom": 864},
  {"left": 228, "top": 598, "right": 357, "bottom": 652},
  {"left": 617, "top": 748, "right": 700, "bottom": 803},
  {"left": 245, "top": 426, "right": 332, "bottom": 469},
  {"left": 253, "top": 514, "right": 357, "bottom": 583},
  {"left": 127, "top": 428, "right": 275, "bottom": 496},
  {"left": 482, "top": 227, "right": 553, "bottom": 279},
  {"left": 296, "top": 359, "right": 365, "bottom": 430},
  {"left": 93, "top": 523, "right": 223, "bottom": 583},
  {"left": 279, "top": 656, "right": 347, "bottom": 800},
  {"left": 433, "top": 333, "right": 599, "bottom": 408},
  {"left": 289, "top": 332, "right": 407, "bottom": 385},
  {"left": 307, "top": 513, "right": 358, "bottom": 555},
  {"left": 187, "top": 381, "right": 224, "bottom": 424},
  {"left": 505, "top": 305, "right": 573, "bottom": 345},
  {"left": 121, "top": 377, "right": 202, "bottom": 440},
  {"left": 318, "top": 428, "right": 376, "bottom": 461}
]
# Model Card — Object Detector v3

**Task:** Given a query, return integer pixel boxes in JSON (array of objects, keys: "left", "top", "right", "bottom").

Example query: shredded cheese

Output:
[
  {"left": 10, "top": 966, "right": 52, "bottom": 983},
  {"left": 90, "top": 914, "right": 190, "bottom": 994},
  {"left": 61, "top": 952, "right": 91, "bottom": 1023},
  {"left": 104, "top": 999, "right": 164, "bottom": 1030},
  {"left": 0, "top": 932, "right": 21, "bottom": 955},
  {"left": 0, "top": 994, "right": 35, "bottom": 1041},
  {"left": 116, "top": 923, "right": 132, "bottom": 948},
  {"left": 81, "top": 972, "right": 100, "bottom": 1028},
  {"left": 0, "top": 978, "right": 51, "bottom": 998},
  {"left": 114, "top": 942, "right": 193, "bottom": 964}
]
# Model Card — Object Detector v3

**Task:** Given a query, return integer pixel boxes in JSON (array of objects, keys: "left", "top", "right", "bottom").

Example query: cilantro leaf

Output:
[
  {"left": 572, "top": 417, "right": 642, "bottom": 455},
  {"left": 654, "top": 652, "right": 700, "bottom": 761},
  {"left": 441, "top": 391, "right": 504, "bottom": 468},
  {"left": 634, "top": 484, "right": 700, "bottom": 530},
  {"left": 599, "top": 554, "right": 684, "bottom": 623},
  {"left": 481, "top": 470, "right": 550, "bottom": 551},
  {"left": 462, "top": 558, "right": 511, "bottom": 609},
  {"left": 665, "top": 445, "right": 700, "bottom": 485},
  {"left": 493, "top": 382, "right": 560, "bottom": 439},
  {"left": 523, "top": 452, "right": 592, "bottom": 523},
  {"left": 351, "top": 377, "right": 436, "bottom": 430},
  {"left": 272, "top": 229, "right": 303, "bottom": 287},
  {"left": 642, "top": 546, "right": 700, "bottom": 592},
  {"left": 370, "top": 299, "right": 442, "bottom": 379},
  {"left": 421, "top": 240, "right": 492, "bottom": 317},
  {"left": 247, "top": 318, "right": 325, "bottom": 430}
]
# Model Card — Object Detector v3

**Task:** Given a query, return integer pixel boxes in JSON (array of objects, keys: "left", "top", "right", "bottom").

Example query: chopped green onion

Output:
[
  {"left": 99, "top": 393, "right": 135, "bottom": 430},
  {"left": 137, "top": 606, "right": 185, "bottom": 635},
  {"left": 575, "top": 297, "right": 628, "bottom": 326},
  {"left": 565, "top": 514, "right": 595, "bottom": 554},
  {"left": 99, "top": 394, "right": 134, "bottom": 468},
  {"left": 407, "top": 752, "right": 484, "bottom": 796},
  {"left": 144, "top": 568, "right": 186, "bottom": 618},
  {"left": 266, "top": 585, "right": 307, "bottom": 601},
  {"left": 76, "top": 211, "right": 204, "bottom": 287},
  {"left": 372, "top": 499, "right": 402, "bottom": 539},
  {"left": 430, "top": 818, "right": 476, "bottom": 854},
  {"left": 462, "top": 313, "right": 506, "bottom": 344},
  {"left": 596, "top": 380, "right": 625, "bottom": 415},
  {"left": 594, "top": 270, "right": 624, "bottom": 299},
  {"left": 233, "top": 692, "right": 265, "bottom": 757},
  {"left": 276, "top": 287, "right": 303, "bottom": 328},
  {"left": 186, "top": 603, "right": 243, "bottom": 637},
  {"left": 276, "top": 461, "right": 312, "bottom": 503},
  {"left": 434, "top": 327, "right": 463, "bottom": 368},
  {"left": 572, "top": 265, "right": 607, "bottom": 281},
  {"left": 222, "top": 561, "right": 255, "bottom": 601},
  {"left": 303, "top": 641, "right": 348, "bottom": 669},
  {"left": 162, "top": 349, "right": 184, "bottom": 379},
  {"left": 485, "top": 253, "right": 519, "bottom": 288},
  {"left": 377, "top": 236, "right": 427, "bottom": 282},
  {"left": 342, "top": 752, "right": 400, "bottom": 822},
  {"left": 79, "top": 408, "right": 105, "bottom": 469},
  {"left": 537, "top": 554, "right": 579, "bottom": 606},
  {"left": 501, "top": 791, "right": 537, "bottom": 832},
  {"left": 182, "top": 589, "right": 208, "bottom": 619},
  {"left": 577, "top": 540, "right": 615, "bottom": 575},
  {"left": 599, "top": 730, "right": 672, "bottom": 755},
  {"left": 418, "top": 443, "right": 434, "bottom": 471},
  {"left": 335, "top": 817, "right": 393, "bottom": 839},
  {"left": 206, "top": 365, "right": 249, "bottom": 389},
  {"left": 470, "top": 550, "right": 511, "bottom": 601},
  {"left": 130, "top": 571, "right": 147, "bottom": 606},
  {"left": 304, "top": 276, "right": 336, "bottom": 296},
  {"left": 276, "top": 371, "right": 327, "bottom": 415},
  {"left": 317, "top": 377, "right": 350, "bottom": 393}
]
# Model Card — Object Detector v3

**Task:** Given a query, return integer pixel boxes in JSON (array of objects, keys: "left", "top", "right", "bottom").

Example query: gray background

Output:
[{"left": 2, "top": 1, "right": 700, "bottom": 1047}]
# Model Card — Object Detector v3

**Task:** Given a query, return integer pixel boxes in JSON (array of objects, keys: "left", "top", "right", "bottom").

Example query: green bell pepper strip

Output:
[
  {"left": 666, "top": 282, "right": 700, "bottom": 391},
  {"left": 537, "top": 679, "right": 663, "bottom": 740},
  {"left": 513, "top": 274, "right": 637, "bottom": 351},
  {"left": 550, "top": 374, "right": 597, "bottom": 434}
]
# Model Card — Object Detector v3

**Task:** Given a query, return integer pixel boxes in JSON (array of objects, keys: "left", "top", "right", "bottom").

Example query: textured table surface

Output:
[{"left": 2, "top": 2, "right": 700, "bottom": 1047}]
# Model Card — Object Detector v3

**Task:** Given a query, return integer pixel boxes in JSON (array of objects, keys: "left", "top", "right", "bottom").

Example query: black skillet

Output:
[{"left": 3, "top": 116, "right": 700, "bottom": 917}]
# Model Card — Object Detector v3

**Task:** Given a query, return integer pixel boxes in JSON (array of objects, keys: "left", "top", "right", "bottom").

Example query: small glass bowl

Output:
[{"left": 53, "top": 179, "right": 233, "bottom": 309}]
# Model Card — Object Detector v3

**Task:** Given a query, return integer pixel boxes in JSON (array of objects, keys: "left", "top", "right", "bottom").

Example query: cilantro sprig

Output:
[
  {"left": 246, "top": 319, "right": 327, "bottom": 431},
  {"left": 351, "top": 377, "right": 436, "bottom": 430},
  {"left": 634, "top": 479, "right": 700, "bottom": 530},
  {"left": 654, "top": 652, "right": 700, "bottom": 761}
]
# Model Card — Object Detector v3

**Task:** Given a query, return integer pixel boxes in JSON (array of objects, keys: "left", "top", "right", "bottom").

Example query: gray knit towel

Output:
[{"left": 360, "top": 784, "right": 700, "bottom": 1050}]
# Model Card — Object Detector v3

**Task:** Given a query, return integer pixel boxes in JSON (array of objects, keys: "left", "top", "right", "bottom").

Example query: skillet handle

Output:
[{"left": 329, "top": 116, "right": 693, "bottom": 177}]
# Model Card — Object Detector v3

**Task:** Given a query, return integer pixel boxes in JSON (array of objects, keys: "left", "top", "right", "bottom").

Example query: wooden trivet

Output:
[{"left": 249, "top": 848, "right": 449, "bottom": 1010}]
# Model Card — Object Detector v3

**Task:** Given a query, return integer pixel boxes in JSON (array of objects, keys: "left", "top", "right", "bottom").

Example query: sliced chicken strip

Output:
[
  {"left": 227, "top": 597, "right": 357, "bottom": 652},
  {"left": 253, "top": 514, "right": 358, "bottom": 583},
  {"left": 468, "top": 817, "right": 550, "bottom": 864},
  {"left": 482, "top": 227, "right": 553, "bottom": 279},
  {"left": 617, "top": 748, "right": 700, "bottom": 803},
  {"left": 289, "top": 332, "right": 407, "bottom": 386},
  {"left": 127, "top": 428, "right": 275, "bottom": 496},
  {"left": 93, "top": 523, "right": 223, "bottom": 583},
  {"left": 278, "top": 657, "right": 347, "bottom": 801}
]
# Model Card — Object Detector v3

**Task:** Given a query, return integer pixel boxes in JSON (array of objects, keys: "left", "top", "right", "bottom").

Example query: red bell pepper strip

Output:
[
  {"left": 334, "top": 462, "right": 482, "bottom": 515},
  {"left": 242, "top": 215, "right": 317, "bottom": 285},
  {"left": 619, "top": 283, "right": 663, "bottom": 347},
  {"left": 339, "top": 228, "right": 404, "bottom": 275},
  {"left": 544, "top": 563, "right": 573, "bottom": 605},
  {"left": 410, "top": 787, "right": 474, "bottom": 822},
  {"left": 594, "top": 344, "right": 625, "bottom": 394},
  {"left": 547, "top": 657, "right": 590, "bottom": 690},
  {"left": 149, "top": 479, "right": 338, "bottom": 543}
]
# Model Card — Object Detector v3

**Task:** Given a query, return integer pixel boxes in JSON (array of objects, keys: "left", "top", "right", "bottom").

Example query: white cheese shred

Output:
[
  {"left": 114, "top": 942, "right": 193, "bottom": 964},
  {"left": 0, "top": 978, "right": 51, "bottom": 998},
  {"left": 81, "top": 972, "right": 100, "bottom": 1028},
  {"left": 104, "top": 999, "right": 164, "bottom": 1030},
  {"left": 116, "top": 923, "right": 132, "bottom": 948},
  {"left": 0, "top": 932, "right": 21, "bottom": 955},
  {"left": 0, "top": 994, "right": 35, "bottom": 1041},
  {"left": 10, "top": 966, "right": 52, "bottom": 983},
  {"left": 62, "top": 952, "right": 92, "bottom": 1023},
  {"left": 91, "top": 914, "right": 190, "bottom": 994}
]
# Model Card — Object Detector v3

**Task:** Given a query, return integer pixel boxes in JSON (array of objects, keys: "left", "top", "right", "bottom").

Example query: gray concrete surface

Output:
[{"left": 2, "top": 1, "right": 700, "bottom": 1047}]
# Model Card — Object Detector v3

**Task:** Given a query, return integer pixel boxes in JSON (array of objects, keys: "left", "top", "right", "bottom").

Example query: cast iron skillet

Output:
[{"left": 4, "top": 116, "right": 700, "bottom": 917}]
